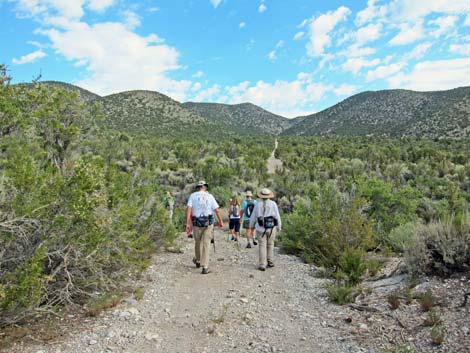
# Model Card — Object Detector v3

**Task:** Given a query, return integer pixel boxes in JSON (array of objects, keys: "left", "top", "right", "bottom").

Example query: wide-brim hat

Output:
[
  {"left": 196, "top": 180, "right": 209, "bottom": 188},
  {"left": 258, "top": 188, "right": 274, "bottom": 199},
  {"left": 246, "top": 190, "right": 253, "bottom": 197}
]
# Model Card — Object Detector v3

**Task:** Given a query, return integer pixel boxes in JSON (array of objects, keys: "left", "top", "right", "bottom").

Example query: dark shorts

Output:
[
  {"left": 229, "top": 218, "right": 241, "bottom": 232},
  {"left": 242, "top": 220, "right": 255, "bottom": 230}
]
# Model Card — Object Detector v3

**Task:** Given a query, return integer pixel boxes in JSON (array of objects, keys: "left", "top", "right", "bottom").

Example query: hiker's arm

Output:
[
  {"left": 215, "top": 208, "right": 224, "bottom": 229},
  {"left": 249, "top": 203, "right": 258, "bottom": 229},
  {"left": 186, "top": 207, "right": 193, "bottom": 234}
]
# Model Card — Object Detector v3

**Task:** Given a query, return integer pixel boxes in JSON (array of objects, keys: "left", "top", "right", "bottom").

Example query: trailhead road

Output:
[{"left": 8, "top": 229, "right": 365, "bottom": 353}]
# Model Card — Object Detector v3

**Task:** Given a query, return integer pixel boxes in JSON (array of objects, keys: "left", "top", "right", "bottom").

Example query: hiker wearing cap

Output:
[
  {"left": 229, "top": 197, "right": 242, "bottom": 241},
  {"left": 240, "top": 190, "right": 257, "bottom": 248},
  {"left": 163, "top": 191, "right": 175, "bottom": 221},
  {"left": 249, "top": 188, "right": 281, "bottom": 271},
  {"left": 186, "top": 181, "right": 224, "bottom": 274}
]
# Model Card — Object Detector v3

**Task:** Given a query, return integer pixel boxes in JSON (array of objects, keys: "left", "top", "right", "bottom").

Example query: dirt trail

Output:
[
  {"left": 8, "top": 230, "right": 363, "bottom": 353},
  {"left": 267, "top": 139, "right": 282, "bottom": 174}
]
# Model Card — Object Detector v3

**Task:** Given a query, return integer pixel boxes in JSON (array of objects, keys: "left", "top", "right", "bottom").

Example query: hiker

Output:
[
  {"left": 240, "top": 190, "right": 257, "bottom": 248},
  {"left": 249, "top": 188, "right": 281, "bottom": 271},
  {"left": 229, "top": 197, "right": 241, "bottom": 241},
  {"left": 163, "top": 191, "right": 175, "bottom": 221},
  {"left": 186, "top": 180, "right": 224, "bottom": 274}
]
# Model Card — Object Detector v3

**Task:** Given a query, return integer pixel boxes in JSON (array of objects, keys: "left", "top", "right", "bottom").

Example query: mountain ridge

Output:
[{"left": 24, "top": 81, "right": 470, "bottom": 138}]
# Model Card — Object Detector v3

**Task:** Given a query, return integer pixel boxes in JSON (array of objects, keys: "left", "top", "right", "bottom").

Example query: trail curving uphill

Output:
[
  {"left": 267, "top": 139, "right": 282, "bottom": 174},
  {"left": 7, "top": 230, "right": 361, "bottom": 353}
]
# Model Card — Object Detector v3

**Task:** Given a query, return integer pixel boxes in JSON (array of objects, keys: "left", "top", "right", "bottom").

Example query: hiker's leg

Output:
[
  {"left": 200, "top": 225, "right": 213, "bottom": 268},
  {"left": 267, "top": 229, "right": 277, "bottom": 264},
  {"left": 257, "top": 231, "right": 267, "bottom": 268},
  {"left": 193, "top": 227, "right": 202, "bottom": 263},
  {"left": 244, "top": 220, "right": 251, "bottom": 242},
  {"left": 235, "top": 220, "right": 240, "bottom": 239}
]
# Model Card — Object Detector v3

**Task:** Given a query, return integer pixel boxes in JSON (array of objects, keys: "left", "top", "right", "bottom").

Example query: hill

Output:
[
  {"left": 40, "top": 81, "right": 101, "bottom": 102},
  {"left": 283, "top": 87, "right": 470, "bottom": 138},
  {"left": 99, "top": 90, "right": 217, "bottom": 136},
  {"left": 183, "top": 102, "right": 293, "bottom": 135}
]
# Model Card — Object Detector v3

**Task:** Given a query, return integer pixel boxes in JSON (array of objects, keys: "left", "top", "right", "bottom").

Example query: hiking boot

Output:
[
  {"left": 253, "top": 239, "right": 258, "bottom": 245},
  {"left": 192, "top": 258, "right": 201, "bottom": 268},
  {"left": 258, "top": 266, "right": 266, "bottom": 271},
  {"left": 246, "top": 243, "right": 252, "bottom": 249},
  {"left": 231, "top": 236, "right": 236, "bottom": 241},
  {"left": 201, "top": 267, "right": 211, "bottom": 274},
  {"left": 267, "top": 261, "right": 275, "bottom": 268}
]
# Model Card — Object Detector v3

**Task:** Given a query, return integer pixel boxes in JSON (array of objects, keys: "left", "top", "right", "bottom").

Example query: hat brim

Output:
[{"left": 258, "top": 191, "right": 274, "bottom": 199}]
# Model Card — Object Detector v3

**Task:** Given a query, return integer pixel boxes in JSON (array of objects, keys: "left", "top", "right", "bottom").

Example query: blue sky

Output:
[{"left": 2, "top": 0, "right": 470, "bottom": 117}]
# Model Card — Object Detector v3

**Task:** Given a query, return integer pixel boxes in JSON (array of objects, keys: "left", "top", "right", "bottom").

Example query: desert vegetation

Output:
[{"left": 1, "top": 68, "right": 469, "bottom": 336}]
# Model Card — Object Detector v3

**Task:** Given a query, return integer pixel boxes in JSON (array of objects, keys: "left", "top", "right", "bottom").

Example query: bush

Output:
[
  {"left": 281, "top": 182, "right": 376, "bottom": 270},
  {"left": 405, "top": 216, "right": 470, "bottom": 275},
  {"left": 325, "top": 283, "right": 359, "bottom": 305},
  {"left": 338, "top": 247, "right": 367, "bottom": 285},
  {"left": 387, "top": 221, "right": 420, "bottom": 254}
]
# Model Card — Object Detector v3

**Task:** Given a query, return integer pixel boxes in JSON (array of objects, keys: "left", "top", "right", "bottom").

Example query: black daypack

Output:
[{"left": 245, "top": 200, "right": 255, "bottom": 217}]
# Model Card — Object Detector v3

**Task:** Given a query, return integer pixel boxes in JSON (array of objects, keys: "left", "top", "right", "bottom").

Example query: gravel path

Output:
[
  {"left": 7, "top": 229, "right": 365, "bottom": 353},
  {"left": 267, "top": 139, "right": 282, "bottom": 174}
]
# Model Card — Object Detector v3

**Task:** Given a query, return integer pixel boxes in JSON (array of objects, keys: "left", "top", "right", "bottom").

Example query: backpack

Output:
[
  {"left": 245, "top": 200, "right": 255, "bottom": 218},
  {"left": 231, "top": 205, "right": 240, "bottom": 217}
]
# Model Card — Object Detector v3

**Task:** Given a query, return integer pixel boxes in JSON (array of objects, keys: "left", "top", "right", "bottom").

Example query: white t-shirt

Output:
[
  {"left": 249, "top": 199, "right": 282, "bottom": 233},
  {"left": 187, "top": 191, "right": 219, "bottom": 217}
]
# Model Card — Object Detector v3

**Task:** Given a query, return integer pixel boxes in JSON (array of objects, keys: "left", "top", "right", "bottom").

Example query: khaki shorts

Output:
[{"left": 242, "top": 220, "right": 255, "bottom": 230}]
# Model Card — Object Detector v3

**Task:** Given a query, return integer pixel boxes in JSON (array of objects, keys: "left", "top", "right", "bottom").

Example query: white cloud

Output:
[
  {"left": 298, "top": 19, "right": 308, "bottom": 28},
  {"left": 428, "top": 15, "right": 458, "bottom": 38},
  {"left": 450, "top": 43, "right": 470, "bottom": 55},
  {"left": 388, "top": 0, "right": 470, "bottom": 22},
  {"left": 342, "top": 57, "right": 380, "bottom": 74},
  {"left": 306, "top": 6, "right": 351, "bottom": 57},
  {"left": 465, "top": 14, "right": 470, "bottom": 26},
  {"left": 366, "top": 62, "right": 406, "bottom": 81},
  {"left": 192, "top": 82, "right": 202, "bottom": 92},
  {"left": 389, "top": 21, "right": 425, "bottom": 45},
  {"left": 192, "top": 70, "right": 204, "bottom": 78},
  {"left": 354, "top": 23, "right": 382, "bottom": 47},
  {"left": 209, "top": 0, "right": 222, "bottom": 8},
  {"left": 406, "top": 42, "right": 432, "bottom": 59},
  {"left": 123, "top": 10, "right": 141, "bottom": 30},
  {"left": 276, "top": 40, "right": 285, "bottom": 48},
  {"left": 88, "top": 0, "right": 114, "bottom": 12},
  {"left": 193, "top": 84, "right": 221, "bottom": 102},
  {"left": 293, "top": 31, "right": 305, "bottom": 40},
  {"left": 355, "top": 0, "right": 387, "bottom": 26},
  {"left": 334, "top": 84, "right": 358, "bottom": 97},
  {"left": 148, "top": 7, "right": 160, "bottom": 13},
  {"left": 343, "top": 46, "right": 376, "bottom": 58},
  {"left": 268, "top": 50, "right": 277, "bottom": 61},
  {"left": 12, "top": 49, "right": 46, "bottom": 65},
  {"left": 41, "top": 21, "right": 191, "bottom": 100},
  {"left": 388, "top": 58, "right": 470, "bottom": 91},
  {"left": 223, "top": 78, "right": 332, "bottom": 118},
  {"left": 239, "top": 22, "right": 246, "bottom": 29},
  {"left": 12, "top": 0, "right": 115, "bottom": 21},
  {"left": 259, "top": 4, "right": 267, "bottom": 13}
]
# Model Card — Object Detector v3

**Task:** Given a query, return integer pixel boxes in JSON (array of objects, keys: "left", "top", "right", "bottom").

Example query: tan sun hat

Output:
[
  {"left": 258, "top": 188, "right": 274, "bottom": 199},
  {"left": 196, "top": 180, "right": 209, "bottom": 188},
  {"left": 246, "top": 190, "right": 253, "bottom": 197}
]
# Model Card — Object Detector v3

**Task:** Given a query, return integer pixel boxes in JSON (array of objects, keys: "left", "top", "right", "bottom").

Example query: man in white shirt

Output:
[
  {"left": 186, "top": 180, "right": 224, "bottom": 274},
  {"left": 249, "top": 188, "right": 282, "bottom": 271}
]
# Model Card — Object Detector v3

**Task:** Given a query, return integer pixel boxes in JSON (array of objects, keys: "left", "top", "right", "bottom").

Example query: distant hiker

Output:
[
  {"left": 249, "top": 188, "right": 281, "bottom": 271},
  {"left": 186, "top": 181, "right": 224, "bottom": 274},
  {"left": 240, "top": 190, "right": 257, "bottom": 248},
  {"left": 163, "top": 191, "right": 175, "bottom": 221},
  {"left": 229, "top": 197, "right": 242, "bottom": 241}
]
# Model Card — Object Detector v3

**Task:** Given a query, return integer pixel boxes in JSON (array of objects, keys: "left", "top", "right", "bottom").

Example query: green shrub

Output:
[
  {"left": 325, "top": 283, "right": 359, "bottom": 305},
  {"left": 339, "top": 248, "right": 367, "bottom": 285},
  {"left": 405, "top": 216, "right": 470, "bottom": 275},
  {"left": 387, "top": 221, "right": 420, "bottom": 254}
]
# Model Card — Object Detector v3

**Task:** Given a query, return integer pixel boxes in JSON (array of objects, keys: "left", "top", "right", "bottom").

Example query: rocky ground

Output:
[{"left": 2, "top": 229, "right": 469, "bottom": 353}]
